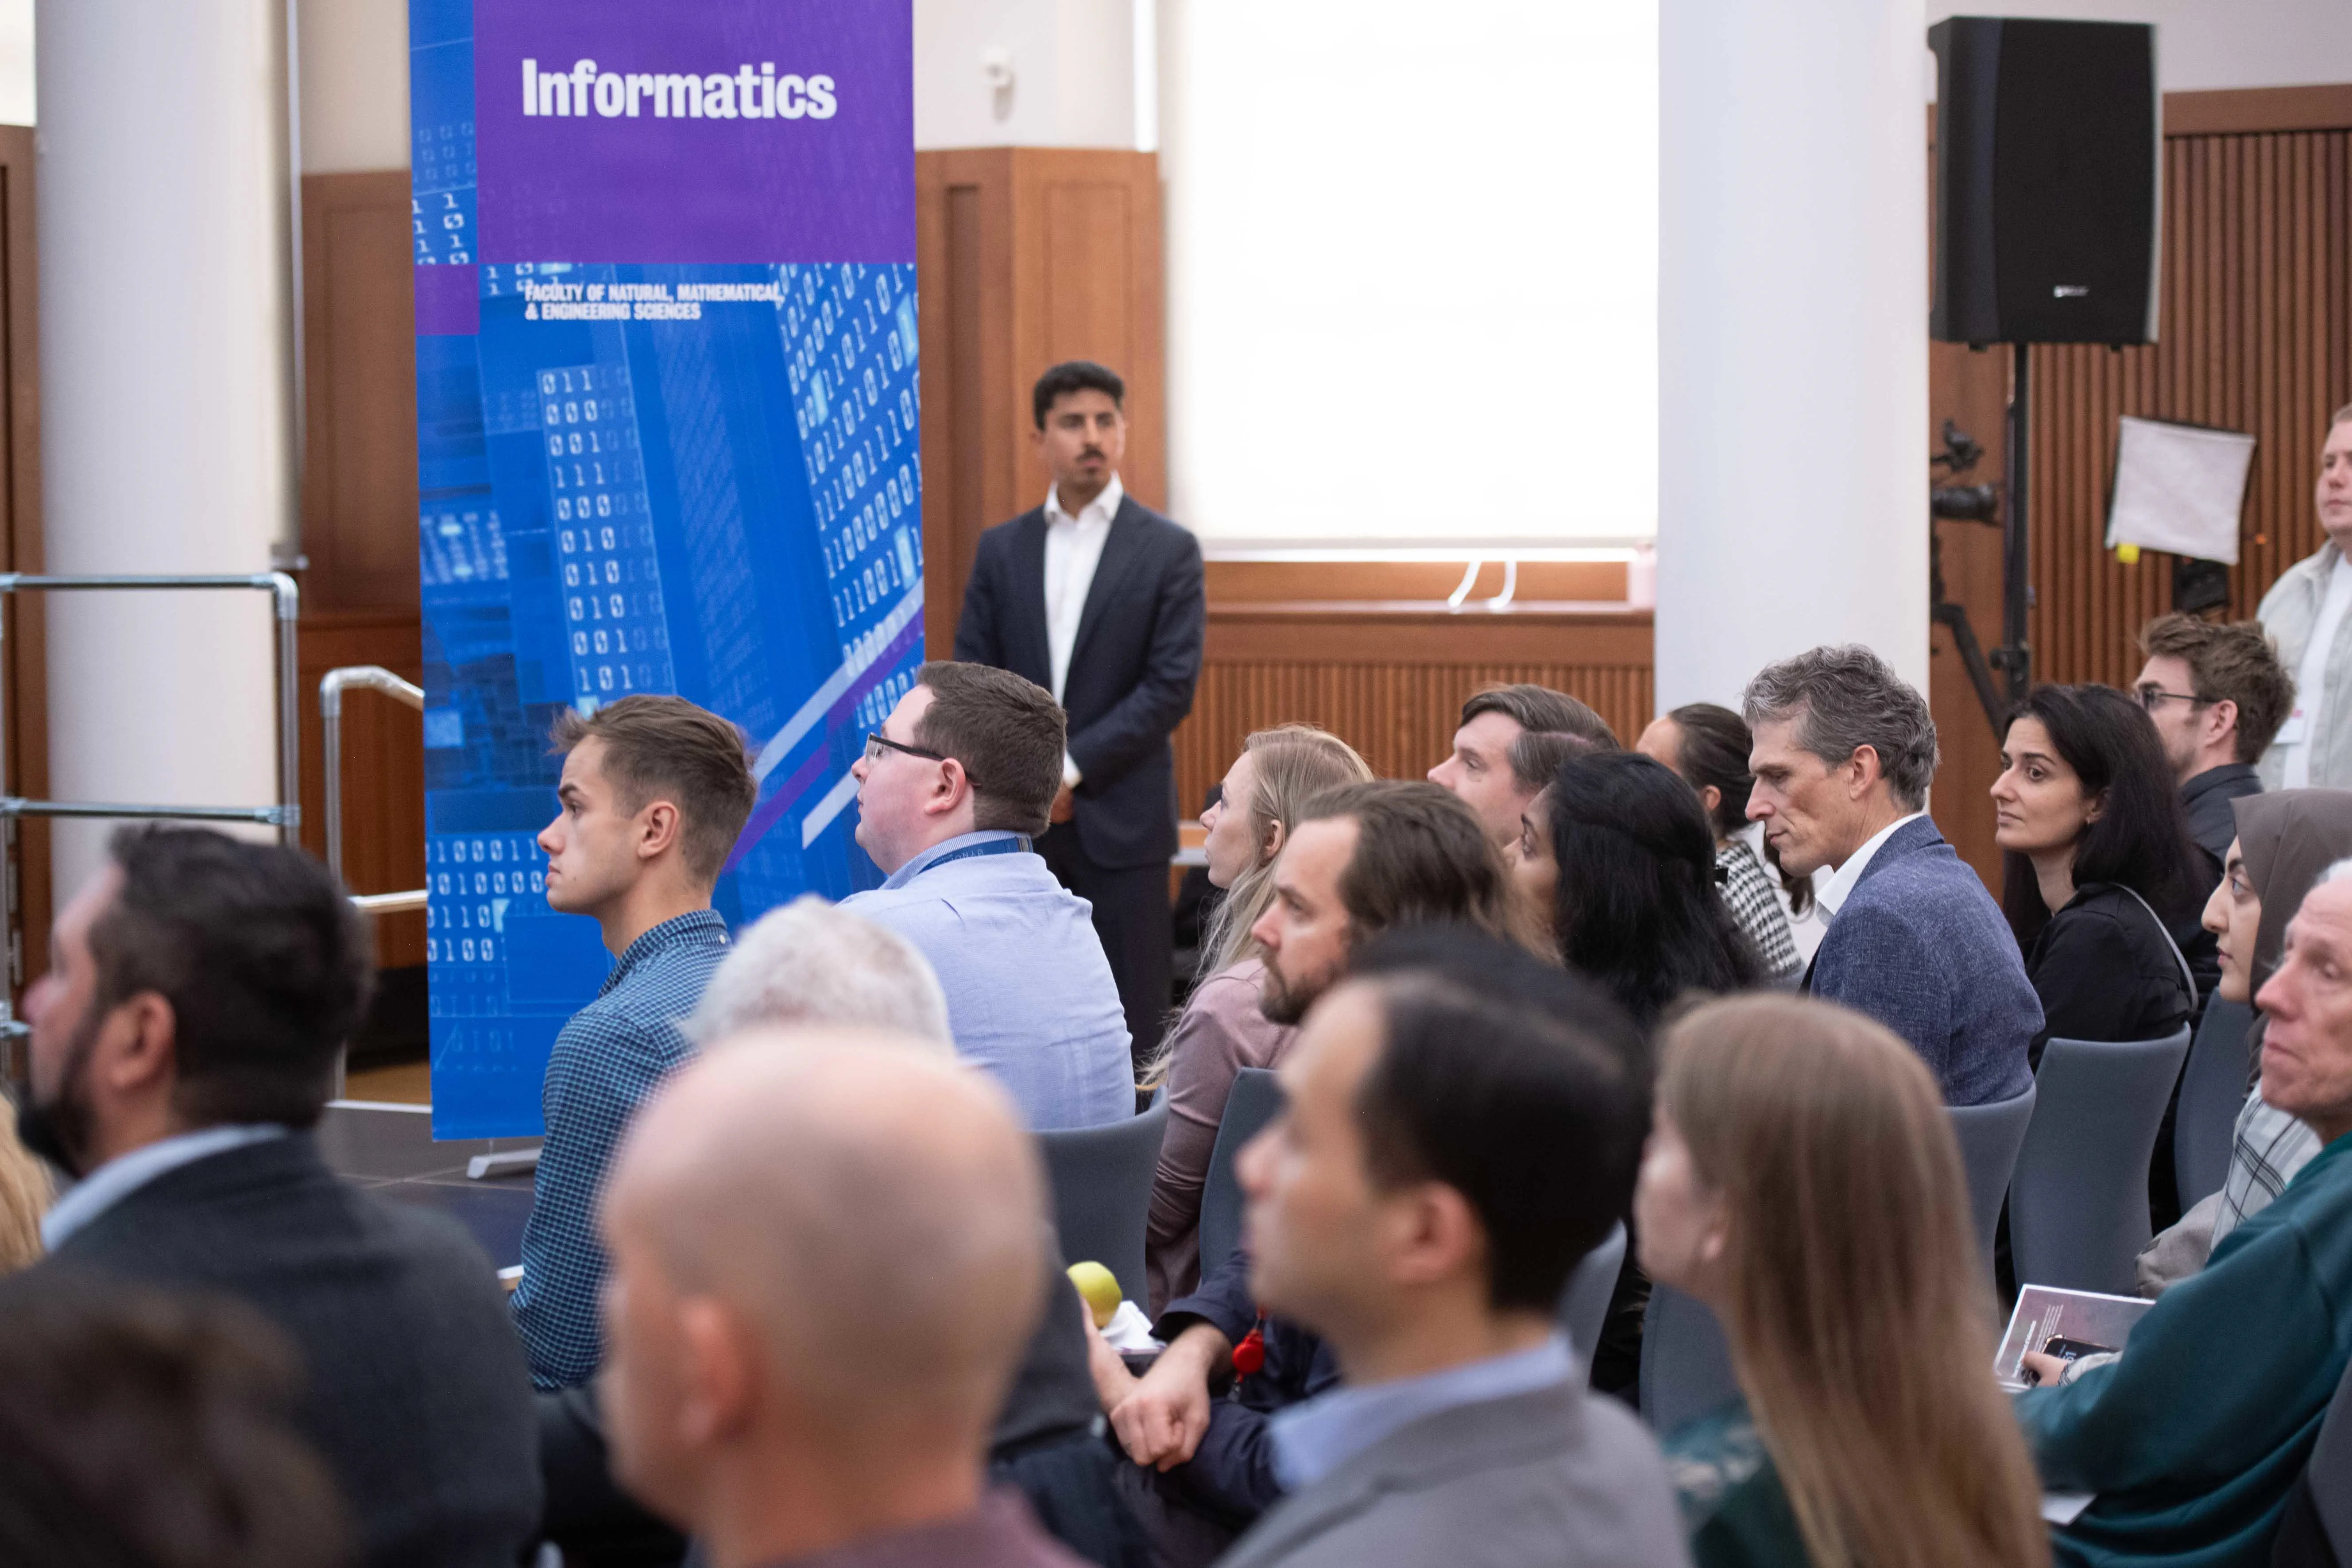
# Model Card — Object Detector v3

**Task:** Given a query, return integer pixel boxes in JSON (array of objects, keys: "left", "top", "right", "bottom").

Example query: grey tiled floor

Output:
[{"left": 318, "top": 1103, "right": 539, "bottom": 1270}]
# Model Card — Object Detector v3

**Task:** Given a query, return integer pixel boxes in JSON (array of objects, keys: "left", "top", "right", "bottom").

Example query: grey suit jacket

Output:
[{"left": 1218, "top": 1382, "right": 1690, "bottom": 1568}]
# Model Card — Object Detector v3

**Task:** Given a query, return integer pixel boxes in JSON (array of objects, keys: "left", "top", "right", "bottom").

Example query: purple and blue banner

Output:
[{"left": 411, "top": 0, "right": 921, "bottom": 1136}]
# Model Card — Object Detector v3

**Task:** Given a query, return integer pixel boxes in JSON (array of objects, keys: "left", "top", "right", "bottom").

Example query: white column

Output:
[
  {"left": 36, "top": 0, "right": 292, "bottom": 897},
  {"left": 1656, "top": 0, "right": 1929, "bottom": 711}
]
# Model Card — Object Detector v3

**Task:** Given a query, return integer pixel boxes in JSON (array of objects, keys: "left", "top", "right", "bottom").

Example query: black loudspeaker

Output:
[{"left": 1930, "top": 17, "right": 2159, "bottom": 345}]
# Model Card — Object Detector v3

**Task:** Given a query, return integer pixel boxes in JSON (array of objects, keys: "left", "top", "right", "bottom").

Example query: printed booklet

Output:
[{"left": 1995, "top": 1284, "right": 2155, "bottom": 1392}]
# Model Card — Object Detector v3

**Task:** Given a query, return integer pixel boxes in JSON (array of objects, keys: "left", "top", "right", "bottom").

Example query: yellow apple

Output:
[{"left": 1067, "top": 1261, "right": 1122, "bottom": 1329}]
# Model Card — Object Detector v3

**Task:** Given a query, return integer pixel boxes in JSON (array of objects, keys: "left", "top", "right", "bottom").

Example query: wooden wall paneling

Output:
[
  {"left": 1931, "top": 87, "right": 2352, "bottom": 893},
  {"left": 300, "top": 171, "right": 420, "bottom": 614},
  {"left": 1173, "top": 610, "right": 1653, "bottom": 811},
  {"left": 2025, "top": 112, "right": 2352, "bottom": 697},
  {"left": 298, "top": 611, "right": 425, "bottom": 968},
  {"left": 0, "top": 124, "right": 47, "bottom": 999},
  {"left": 296, "top": 169, "right": 425, "bottom": 969},
  {"left": 915, "top": 148, "right": 1164, "bottom": 653}
]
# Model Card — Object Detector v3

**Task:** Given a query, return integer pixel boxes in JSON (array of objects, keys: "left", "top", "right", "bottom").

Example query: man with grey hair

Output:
[
  {"left": 688, "top": 895, "right": 952, "bottom": 1047},
  {"left": 598, "top": 1036, "right": 1088, "bottom": 1568},
  {"left": 539, "top": 905, "right": 1137, "bottom": 1568},
  {"left": 1743, "top": 644, "right": 2038, "bottom": 1104}
]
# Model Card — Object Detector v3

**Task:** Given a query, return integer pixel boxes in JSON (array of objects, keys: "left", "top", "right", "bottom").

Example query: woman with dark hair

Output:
[
  {"left": 1992, "top": 683, "right": 2205, "bottom": 1065},
  {"left": 1637, "top": 704, "right": 1803, "bottom": 980},
  {"left": 1513, "top": 749, "right": 1766, "bottom": 1026}
]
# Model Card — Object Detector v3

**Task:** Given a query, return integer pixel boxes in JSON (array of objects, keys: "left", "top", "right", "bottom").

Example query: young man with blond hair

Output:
[
  {"left": 2257, "top": 403, "right": 2352, "bottom": 788},
  {"left": 511, "top": 695, "right": 756, "bottom": 1389}
]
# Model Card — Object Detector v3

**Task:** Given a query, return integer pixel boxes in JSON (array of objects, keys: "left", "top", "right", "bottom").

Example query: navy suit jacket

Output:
[
  {"left": 1807, "top": 816, "right": 2040, "bottom": 1106},
  {"left": 953, "top": 495, "right": 1206, "bottom": 868},
  {"left": 39, "top": 1135, "right": 541, "bottom": 1568},
  {"left": 1152, "top": 1243, "right": 1339, "bottom": 1529}
]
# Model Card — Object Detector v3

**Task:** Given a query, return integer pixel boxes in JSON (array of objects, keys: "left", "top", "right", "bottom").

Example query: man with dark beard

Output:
[
  {"left": 1246, "top": 781, "right": 1519, "bottom": 1025},
  {"left": 18, "top": 827, "right": 539, "bottom": 1568},
  {"left": 1083, "top": 786, "right": 1522, "bottom": 1564}
]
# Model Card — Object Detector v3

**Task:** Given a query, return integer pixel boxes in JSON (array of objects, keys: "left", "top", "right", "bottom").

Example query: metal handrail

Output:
[
  {"left": 319, "top": 665, "right": 424, "bottom": 893},
  {"left": 0, "top": 572, "right": 302, "bottom": 1068}
]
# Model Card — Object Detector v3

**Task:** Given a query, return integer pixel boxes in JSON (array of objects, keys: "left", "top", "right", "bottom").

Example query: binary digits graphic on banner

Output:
[{"left": 410, "top": 0, "right": 917, "bottom": 1135}]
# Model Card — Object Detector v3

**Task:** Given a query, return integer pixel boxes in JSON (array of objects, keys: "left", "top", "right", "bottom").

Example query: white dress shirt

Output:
[
  {"left": 2282, "top": 554, "right": 2352, "bottom": 788},
  {"left": 1814, "top": 811, "right": 1926, "bottom": 921},
  {"left": 1043, "top": 472, "right": 1122, "bottom": 786}
]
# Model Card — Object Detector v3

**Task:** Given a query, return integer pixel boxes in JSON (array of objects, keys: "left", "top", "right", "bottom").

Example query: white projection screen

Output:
[{"left": 1161, "top": 1, "right": 1659, "bottom": 551}]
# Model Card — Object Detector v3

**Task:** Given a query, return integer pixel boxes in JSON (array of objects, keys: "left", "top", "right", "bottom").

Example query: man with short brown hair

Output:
[
  {"left": 842, "top": 662, "right": 1133, "bottom": 1128},
  {"left": 2135, "top": 612, "right": 2294, "bottom": 867},
  {"left": 513, "top": 694, "right": 757, "bottom": 1388},
  {"left": 1427, "top": 684, "right": 1617, "bottom": 846}
]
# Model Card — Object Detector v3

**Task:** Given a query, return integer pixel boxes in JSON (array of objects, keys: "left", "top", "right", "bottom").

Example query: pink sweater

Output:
[{"left": 1143, "top": 957, "right": 1298, "bottom": 1314}]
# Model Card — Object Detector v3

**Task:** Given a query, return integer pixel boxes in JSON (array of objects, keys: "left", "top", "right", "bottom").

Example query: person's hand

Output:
[
  {"left": 1082, "top": 1297, "right": 1140, "bottom": 1412},
  {"left": 1109, "top": 1322, "right": 1229, "bottom": 1470},
  {"left": 2019, "top": 1351, "right": 2068, "bottom": 1387},
  {"left": 1051, "top": 782, "right": 1076, "bottom": 824}
]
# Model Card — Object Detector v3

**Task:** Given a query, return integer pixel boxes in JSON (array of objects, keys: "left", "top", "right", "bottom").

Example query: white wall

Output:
[
  {"left": 913, "top": 0, "right": 1137, "bottom": 150},
  {"left": 298, "top": 0, "right": 407, "bottom": 172},
  {"left": 1928, "top": 0, "right": 2352, "bottom": 94},
  {"left": 1160, "top": 0, "right": 1658, "bottom": 551}
]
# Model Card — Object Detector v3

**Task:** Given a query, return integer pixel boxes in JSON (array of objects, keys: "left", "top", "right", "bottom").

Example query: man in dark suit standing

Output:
[
  {"left": 956, "top": 360, "right": 1206, "bottom": 1061},
  {"left": 16, "top": 827, "right": 540, "bottom": 1568}
]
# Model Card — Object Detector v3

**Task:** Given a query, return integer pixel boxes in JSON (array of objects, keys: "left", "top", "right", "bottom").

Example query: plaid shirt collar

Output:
[{"left": 601, "top": 908, "right": 729, "bottom": 998}]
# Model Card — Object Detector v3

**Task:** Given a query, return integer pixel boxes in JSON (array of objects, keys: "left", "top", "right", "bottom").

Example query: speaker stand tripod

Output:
[{"left": 1930, "top": 342, "right": 2035, "bottom": 738}]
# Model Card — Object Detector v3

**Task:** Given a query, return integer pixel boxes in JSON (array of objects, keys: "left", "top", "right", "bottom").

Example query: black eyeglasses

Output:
[
  {"left": 864, "top": 732, "right": 977, "bottom": 787},
  {"left": 2135, "top": 685, "right": 2208, "bottom": 713}
]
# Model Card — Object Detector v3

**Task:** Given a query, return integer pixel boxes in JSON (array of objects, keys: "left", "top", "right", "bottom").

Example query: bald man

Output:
[{"left": 598, "top": 1033, "right": 1088, "bottom": 1568}]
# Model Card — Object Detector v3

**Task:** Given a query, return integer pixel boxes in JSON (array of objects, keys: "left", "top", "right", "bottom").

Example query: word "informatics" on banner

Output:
[{"left": 521, "top": 58, "right": 839, "bottom": 121}]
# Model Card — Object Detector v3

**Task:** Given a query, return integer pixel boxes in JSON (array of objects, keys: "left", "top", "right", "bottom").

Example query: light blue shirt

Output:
[
  {"left": 1269, "top": 1335, "right": 1578, "bottom": 1491},
  {"left": 41, "top": 1124, "right": 287, "bottom": 1251},
  {"left": 843, "top": 829, "right": 1133, "bottom": 1130}
]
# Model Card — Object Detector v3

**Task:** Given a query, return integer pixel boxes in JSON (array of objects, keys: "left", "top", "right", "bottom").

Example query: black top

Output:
[
  {"left": 2181, "top": 763, "right": 2263, "bottom": 869},
  {"left": 41, "top": 1134, "right": 541, "bottom": 1568},
  {"left": 2024, "top": 882, "right": 2195, "bottom": 1068},
  {"left": 953, "top": 495, "right": 1206, "bottom": 869}
]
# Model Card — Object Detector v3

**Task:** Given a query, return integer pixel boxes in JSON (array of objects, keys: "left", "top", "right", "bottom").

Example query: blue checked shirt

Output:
[{"left": 511, "top": 908, "right": 730, "bottom": 1388}]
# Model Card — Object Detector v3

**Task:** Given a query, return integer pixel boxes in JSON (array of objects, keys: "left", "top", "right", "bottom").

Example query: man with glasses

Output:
[
  {"left": 840, "top": 660, "right": 1134, "bottom": 1129},
  {"left": 2134, "top": 613, "right": 2295, "bottom": 871}
]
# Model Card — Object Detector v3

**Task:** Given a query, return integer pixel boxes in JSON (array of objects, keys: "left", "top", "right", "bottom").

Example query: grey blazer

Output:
[{"left": 1218, "top": 1382, "right": 1690, "bottom": 1568}]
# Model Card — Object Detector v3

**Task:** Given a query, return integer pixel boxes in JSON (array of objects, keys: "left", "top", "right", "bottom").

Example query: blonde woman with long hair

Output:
[
  {"left": 1637, "top": 993, "right": 2049, "bottom": 1568},
  {"left": 1142, "top": 724, "right": 1371, "bottom": 1309},
  {"left": 0, "top": 1096, "right": 54, "bottom": 1273}
]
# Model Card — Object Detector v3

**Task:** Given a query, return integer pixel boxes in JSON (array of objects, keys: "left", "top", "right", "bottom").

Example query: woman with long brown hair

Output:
[
  {"left": 1142, "top": 724, "right": 1372, "bottom": 1309},
  {"left": 1636, "top": 993, "right": 2048, "bottom": 1568},
  {"left": 0, "top": 1096, "right": 53, "bottom": 1273}
]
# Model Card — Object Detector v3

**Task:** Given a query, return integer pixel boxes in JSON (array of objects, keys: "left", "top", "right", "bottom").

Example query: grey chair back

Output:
[
  {"left": 2009, "top": 1026, "right": 2193, "bottom": 1296},
  {"left": 2174, "top": 998, "right": 2255, "bottom": 1208},
  {"left": 1037, "top": 1097, "right": 1171, "bottom": 1307},
  {"left": 1197, "top": 1067, "right": 1286, "bottom": 1281},
  {"left": 2305, "top": 1354, "right": 2352, "bottom": 1565},
  {"left": 1555, "top": 1221, "right": 1626, "bottom": 1362},
  {"left": 1638, "top": 1283, "right": 1741, "bottom": 1436},
  {"left": 1947, "top": 1082, "right": 2037, "bottom": 1277}
]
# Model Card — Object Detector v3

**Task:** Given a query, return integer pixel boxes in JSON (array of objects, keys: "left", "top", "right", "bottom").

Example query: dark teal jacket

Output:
[{"left": 2019, "top": 1128, "right": 2352, "bottom": 1567}]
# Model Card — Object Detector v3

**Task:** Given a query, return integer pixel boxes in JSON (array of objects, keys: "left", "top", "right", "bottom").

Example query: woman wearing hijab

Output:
[
  {"left": 2012, "top": 782, "right": 2352, "bottom": 1567},
  {"left": 2137, "top": 788, "right": 2352, "bottom": 1293}
]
